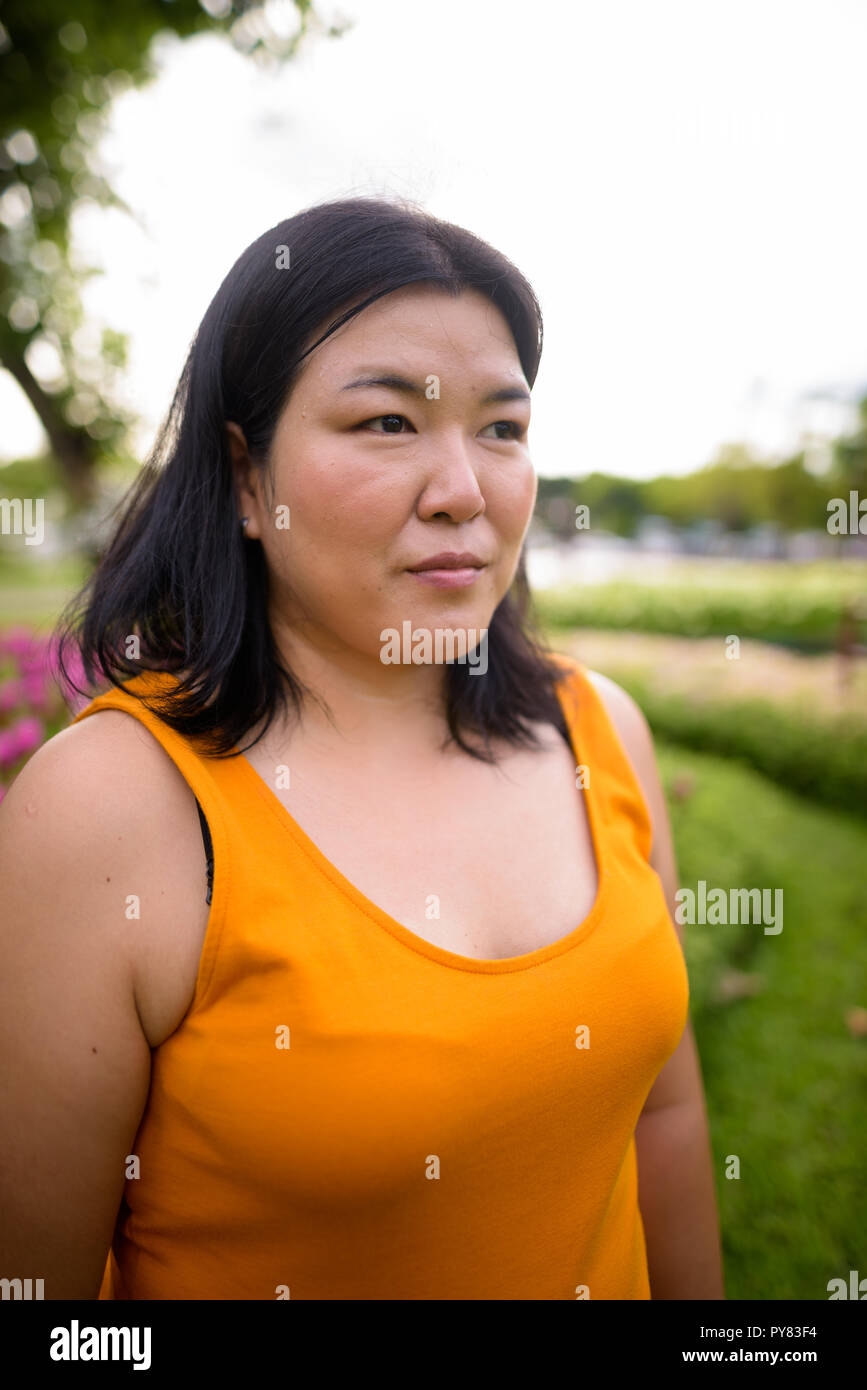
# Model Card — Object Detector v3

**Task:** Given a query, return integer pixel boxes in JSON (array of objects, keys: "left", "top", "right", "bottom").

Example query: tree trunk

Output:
[{"left": 0, "top": 348, "right": 99, "bottom": 511}]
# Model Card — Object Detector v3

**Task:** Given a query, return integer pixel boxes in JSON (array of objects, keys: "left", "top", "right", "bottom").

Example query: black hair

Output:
[{"left": 53, "top": 195, "right": 572, "bottom": 762}]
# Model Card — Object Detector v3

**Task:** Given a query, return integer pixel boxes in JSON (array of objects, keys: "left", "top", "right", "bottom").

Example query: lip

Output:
[
  {"left": 406, "top": 552, "right": 486, "bottom": 572},
  {"left": 405, "top": 551, "right": 488, "bottom": 590}
]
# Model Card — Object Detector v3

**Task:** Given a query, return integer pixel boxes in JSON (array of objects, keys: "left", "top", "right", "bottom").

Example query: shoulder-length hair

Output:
[{"left": 54, "top": 195, "right": 572, "bottom": 762}]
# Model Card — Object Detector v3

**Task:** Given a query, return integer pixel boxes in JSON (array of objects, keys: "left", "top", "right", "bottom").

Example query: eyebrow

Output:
[{"left": 340, "top": 373, "right": 531, "bottom": 405}]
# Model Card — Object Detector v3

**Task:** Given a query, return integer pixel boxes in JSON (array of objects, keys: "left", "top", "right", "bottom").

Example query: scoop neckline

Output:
[{"left": 229, "top": 662, "right": 609, "bottom": 975}]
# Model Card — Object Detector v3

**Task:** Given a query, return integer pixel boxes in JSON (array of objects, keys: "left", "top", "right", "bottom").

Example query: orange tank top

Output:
[{"left": 70, "top": 655, "right": 689, "bottom": 1300}]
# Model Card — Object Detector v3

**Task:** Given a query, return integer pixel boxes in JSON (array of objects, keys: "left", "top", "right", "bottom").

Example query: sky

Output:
[{"left": 2, "top": 0, "right": 867, "bottom": 478}]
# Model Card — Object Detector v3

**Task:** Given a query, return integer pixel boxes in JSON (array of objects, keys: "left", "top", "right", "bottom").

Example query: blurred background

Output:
[{"left": 1, "top": 0, "right": 864, "bottom": 1299}]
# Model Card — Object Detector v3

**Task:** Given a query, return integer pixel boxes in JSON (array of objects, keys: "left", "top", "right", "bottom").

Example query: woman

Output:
[{"left": 0, "top": 196, "right": 724, "bottom": 1300}]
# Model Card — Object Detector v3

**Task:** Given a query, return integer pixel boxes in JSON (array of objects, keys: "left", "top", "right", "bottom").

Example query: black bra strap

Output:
[{"left": 194, "top": 798, "right": 214, "bottom": 906}]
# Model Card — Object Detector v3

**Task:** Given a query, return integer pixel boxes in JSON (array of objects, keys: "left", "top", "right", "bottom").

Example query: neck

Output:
[{"left": 252, "top": 609, "right": 455, "bottom": 758}]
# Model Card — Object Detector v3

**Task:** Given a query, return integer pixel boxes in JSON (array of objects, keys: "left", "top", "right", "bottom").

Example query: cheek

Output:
[
  {"left": 485, "top": 461, "right": 537, "bottom": 532},
  {"left": 284, "top": 449, "right": 409, "bottom": 547}
]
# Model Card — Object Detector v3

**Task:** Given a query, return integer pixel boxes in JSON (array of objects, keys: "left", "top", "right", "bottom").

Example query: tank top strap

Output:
[{"left": 552, "top": 654, "right": 654, "bottom": 865}]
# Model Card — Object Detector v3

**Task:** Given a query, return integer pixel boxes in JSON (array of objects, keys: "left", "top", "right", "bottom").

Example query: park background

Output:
[{"left": 1, "top": 0, "right": 865, "bottom": 1300}]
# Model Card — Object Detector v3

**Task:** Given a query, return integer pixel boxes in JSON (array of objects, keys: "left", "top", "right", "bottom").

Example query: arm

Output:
[
  {"left": 633, "top": 1034, "right": 725, "bottom": 1299},
  {"left": 587, "top": 670, "right": 725, "bottom": 1300},
  {"left": 0, "top": 715, "right": 183, "bottom": 1298}
]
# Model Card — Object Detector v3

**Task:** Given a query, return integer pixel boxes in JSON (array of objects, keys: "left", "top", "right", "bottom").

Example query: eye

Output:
[
  {"left": 359, "top": 414, "right": 413, "bottom": 433},
  {"left": 357, "top": 415, "right": 526, "bottom": 440},
  {"left": 480, "top": 421, "right": 526, "bottom": 441}
]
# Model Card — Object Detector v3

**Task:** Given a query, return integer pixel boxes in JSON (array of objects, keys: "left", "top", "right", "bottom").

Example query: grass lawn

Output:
[{"left": 657, "top": 738, "right": 867, "bottom": 1301}]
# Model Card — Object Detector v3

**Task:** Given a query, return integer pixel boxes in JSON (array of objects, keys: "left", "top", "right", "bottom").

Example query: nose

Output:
[{"left": 415, "top": 427, "right": 486, "bottom": 523}]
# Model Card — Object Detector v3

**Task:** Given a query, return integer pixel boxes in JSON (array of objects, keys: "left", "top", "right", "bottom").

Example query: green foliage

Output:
[
  {"left": 833, "top": 397, "right": 867, "bottom": 495},
  {"left": 658, "top": 740, "right": 867, "bottom": 1299},
  {"left": 535, "top": 429, "right": 867, "bottom": 538},
  {"left": 0, "top": 0, "right": 343, "bottom": 498},
  {"left": 0, "top": 450, "right": 62, "bottom": 500},
  {"left": 536, "top": 563, "right": 867, "bottom": 649},
  {"left": 616, "top": 672, "right": 867, "bottom": 818}
]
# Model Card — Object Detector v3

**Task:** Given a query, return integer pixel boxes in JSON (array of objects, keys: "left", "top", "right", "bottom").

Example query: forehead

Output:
[{"left": 296, "top": 284, "right": 524, "bottom": 389}]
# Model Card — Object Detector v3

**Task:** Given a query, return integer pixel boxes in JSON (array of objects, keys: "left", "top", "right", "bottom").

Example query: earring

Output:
[{"left": 240, "top": 517, "right": 249, "bottom": 530}]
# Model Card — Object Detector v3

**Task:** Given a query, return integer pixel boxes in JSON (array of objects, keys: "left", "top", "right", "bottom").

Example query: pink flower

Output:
[
  {"left": 19, "top": 647, "right": 49, "bottom": 675},
  {"left": 0, "top": 678, "right": 24, "bottom": 713},
  {"left": 14, "top": 715, "right": 44, "bottom": 756},
  {"left": 0, "top": 715, "right": 44, "bottom": 766},
  {"left": 3, "top": 627, "right": 40, "bottom": 661},
  {"left": 46, "top": 647, "right": 91, "bottom": 712},
  {"left": 21, "top": 671, "right": 49, "bottom": 711}
]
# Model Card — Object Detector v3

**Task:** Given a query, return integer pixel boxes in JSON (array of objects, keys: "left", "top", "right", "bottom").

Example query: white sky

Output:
[{"left": 2, "top": 0, "right": 866, "bottom": 478}]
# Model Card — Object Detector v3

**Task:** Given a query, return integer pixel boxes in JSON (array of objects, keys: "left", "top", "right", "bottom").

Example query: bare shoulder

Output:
[
  {"left": 15, "top": 702, "right": 185, "bottom": 790},
  {"left": 1, "top": 706, "right": 189, "bottom": 863},
  {"left": 0, "top": 706, "right": 211, "bottom": 1046},
  {"left": 3, "top": 706, "right": 207, "bottom": 872}
]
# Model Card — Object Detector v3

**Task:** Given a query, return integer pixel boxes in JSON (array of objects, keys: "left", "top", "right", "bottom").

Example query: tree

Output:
[
  {"left": 832, "top": 394, "right": 867, "bottom": 497},
  {"left": 0, "top": 0, "right": 344, "bottom": 516}
]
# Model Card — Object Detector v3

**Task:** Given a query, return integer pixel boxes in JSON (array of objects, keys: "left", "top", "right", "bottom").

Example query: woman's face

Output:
[{"left": 228, "top": 282, "right": 537, "bottom": 676}]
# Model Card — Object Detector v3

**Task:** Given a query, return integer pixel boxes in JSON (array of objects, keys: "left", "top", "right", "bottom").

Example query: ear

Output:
[{"left": 225, "top": 422, "right": 263, "bottom": 538}]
